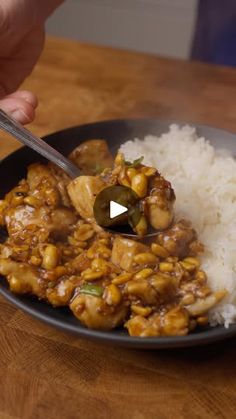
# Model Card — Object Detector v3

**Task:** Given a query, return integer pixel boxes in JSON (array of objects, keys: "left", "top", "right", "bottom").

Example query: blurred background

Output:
[
  {"left": 46, "top": 0, "right": 236, "bottom": 67},
  {"left": 46, "top": 0, "right": 197, "bottom": 59}
]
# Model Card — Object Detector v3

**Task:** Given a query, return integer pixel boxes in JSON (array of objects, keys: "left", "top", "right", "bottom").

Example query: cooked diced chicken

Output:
[
  {"left": 111, "top": 237, "right": 148, "bottom": 272},
  {"left": 145, "top": 175, "right": 175, "bottom": 231},
  {"left": 4, "top": 205, "right": 77, "bottom": 241},
  {"left": 5, "top": 206, "right": 50, "bottom": 238},
  {"left": 70, "top": 293, "right": 128, "bottom": 330},
  {"left": 47, "top": 163, "right": 71, "bottom": 207},
  {"left": 46, "top": 278, "right": 76, "bottom": 306},
  {"left": 67, "top": 176, "right": 106, "bottom": 219},
  {"left": 69, "top": 139, "right": 114, "bottom": 175},
  {"left": 27, "top": 163, "right": 55, "bottom": 190},
  {"left": 49, "top": 208, "right": 77, "bottom": 239},
  {"left": 185, "top": 290, "right": 227, "bottom": 316},
  {"left": 126, "top": 307, "right": 189, "bottom": 337},
  {"left": 27, "top": 163, "right": 70, "bottom": 208},
  {"left": 0, "top": 258, "right": 44, "bottom": 297},
  {"left": 0, "top": 140, "right": 226, "bottom": 338},
  {"left": 157, "top": 219, "right": 203, "bottom": 258}
]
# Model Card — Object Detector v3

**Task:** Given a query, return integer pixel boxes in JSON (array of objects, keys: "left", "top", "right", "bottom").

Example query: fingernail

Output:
[{"left": 11, "top": 109, "right": 30, "bottom": 123}]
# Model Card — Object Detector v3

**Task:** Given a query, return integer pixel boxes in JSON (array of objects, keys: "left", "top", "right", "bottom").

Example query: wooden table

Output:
[{"left": 1, "top": 36, "right": 236, "bottom": 419}]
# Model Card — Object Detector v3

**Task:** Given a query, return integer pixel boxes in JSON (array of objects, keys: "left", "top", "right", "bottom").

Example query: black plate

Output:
[{"left": 0, "top": 118, "right": 236, "bottom": 349}]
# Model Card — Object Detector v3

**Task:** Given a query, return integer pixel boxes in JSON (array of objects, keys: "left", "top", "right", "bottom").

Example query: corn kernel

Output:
[
  {"left": 196, "top": 316, "right": 208, "bottom": 326},
  {"left": 183, "top": 257, "right": 200, "bottom": 268},
  {"left": 42, "top": 245, "right": 59, "bottom": 270},
  {"left": 112, "top": 272, "right": 133, "bottom": 285},
  {"left": 87, "top": 247, "right": 95, "bottom": 259},
  {"left": 30, "top": 255, "right": 42, "bottom": 266},
  {"left": 131, "top": 173, "right": 148, "bottom": 198},
  {"left": 131, "top": 305, "right": 152, "bottom": 316},
  {"left": 126, "top": 167, "right": 138, "bottom": 181},
  {"left": 54, "top": 266, "right": 67, "bottom": 278},
  {"left": 134, "top": 268, "right": 153, "bottom": 280},
  {"left": 133, "top": 253, "right": 158, "bottom": 265},
  {"left": 75, "top": 224, "right": 94, "bottom": 241},
  {"left": 150, "top": 274, "right": 172, "bottom": 293},
  {"left": 159, "top": 262, "right": 174, "bottom": 272},
  {"left": 180, "top": 261, "right": 196, "bottom": 272},
  {"left": 151, "top": 243, "right": 169, "bottom": 258},
  {"left": 115, "top": 152, "right": 124, "bottom": 166},
  {"left": 82, "top": 269, "right": 104, "bottom": 281},
  {"left": 134, "top": 215, "right": 148, "bottom": 236},
  {"left": 141, "top": 167, "right": 156, "bottom": 177},
  {"left": 196, "top": 270, "right": 207, "bottom": 284},
  {"left": 104, "top": 284, "right": 122, "bottom": 306}
]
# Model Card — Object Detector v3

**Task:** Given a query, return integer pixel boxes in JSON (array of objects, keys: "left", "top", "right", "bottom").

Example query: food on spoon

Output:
[
  {"left": 0, "top": 134, "right": 227, "bottom": 337},
  {"left": 67, "top": 151, "right": 175, "bottom": 236}
]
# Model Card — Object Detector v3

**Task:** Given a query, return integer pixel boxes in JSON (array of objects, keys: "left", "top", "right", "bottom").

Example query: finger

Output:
[
  {"left": 7, "top": 90, "right": 38, "bottom": 109},
  {"left": 0, "top": 96, "right": 35, "bottom": 124}
]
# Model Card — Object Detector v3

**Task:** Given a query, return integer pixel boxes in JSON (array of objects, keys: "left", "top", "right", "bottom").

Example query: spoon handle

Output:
[{"left": 0, "top": 109, "right": 80, "bottom": 178}]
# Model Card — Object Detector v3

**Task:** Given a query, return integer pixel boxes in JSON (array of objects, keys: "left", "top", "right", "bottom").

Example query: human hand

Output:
[{"left": 0, "top": 0, "right": 64, "bottom": 124}]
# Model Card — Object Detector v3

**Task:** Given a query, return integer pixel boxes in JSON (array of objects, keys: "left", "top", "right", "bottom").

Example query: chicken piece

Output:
[
  {"left": 125, "top": 279, "right": 158, "bottom": 305},
  {"left": 111, "top": 237, "right": 148, "bottom": 272},
  {"left": 27, "top": 163, "right": 57, "bottom": 190},
  {"left": 126, "top": 307, "right": 189, "bottom": 337},
  {"left": 156, "top": 219, "right": 203, "bottom": 258},
  {"left": 4, "top": 205, "right": 77, "bottom": 242},
  {"left": 67, "top": 252, "right": 91, "bottom": 273},
  {"left": 185, "top": 290, "right": 227, "bottom": 316},
  {"left": 161, "top": 306, "right": 189, "bottom": 336},
  {"left": 5, "top": 205, "right": 50, "bottom": 239},
  {"left": 0, "top": 258, "right": 44, "bottom": 297},
  {"left": 125, "top": 314, "right": 161, "bottom": 337},
  {"left": 27, "top": 163, "right": 70, "bottom": 208},
  {"left": 69, "top": 139, "right": 114, "bottom": 175},
  {"left": 50, "top": 208, "right": 77, "bottom": 239},
  {"left": 4, "top": 180, "right": 29, "bottom": 206},
  {"left": 70, "top": 294, "right": 128, "bottom": 330},
  {"left": 46, "top": 278, "right": 77, "bottom": 306},
  {"left": 48, "top": 163, "right": 71, "bottom": 207},
  {"left": 67, "top": 176, "right": 106, "bottom": 219},
  {"left": 145, "top": 175, "right": 175, "bottom": 231}
]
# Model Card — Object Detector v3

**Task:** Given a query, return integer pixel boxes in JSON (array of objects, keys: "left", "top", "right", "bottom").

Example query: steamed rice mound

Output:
[{"left": 120, "top": 124, "right": 236, "bottom": 327}]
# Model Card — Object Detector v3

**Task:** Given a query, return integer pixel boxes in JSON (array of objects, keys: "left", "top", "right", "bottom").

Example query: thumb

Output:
[{"left": 0, "top": 90, "right": 38, "bottom": 124}]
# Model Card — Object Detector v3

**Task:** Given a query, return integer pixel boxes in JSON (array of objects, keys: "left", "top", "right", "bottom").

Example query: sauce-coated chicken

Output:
[{"left": 0, "top": 139, "right": 227, "bottom": 337}]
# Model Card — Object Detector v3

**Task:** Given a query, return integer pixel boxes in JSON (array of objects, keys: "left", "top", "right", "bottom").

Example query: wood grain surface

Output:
[{"left": 1, "top": 36, "right": 236, "bottom": 419}]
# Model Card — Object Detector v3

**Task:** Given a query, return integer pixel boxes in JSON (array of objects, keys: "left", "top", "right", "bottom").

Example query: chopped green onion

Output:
[
  {"left": 124, "top": 156, "right": 144, "bottom": 168},
  {"left": 80, "top": 283, "right": 104, "bottom": 297},
  {"left": 93, "top": 163, "right": 105, "bottom": 175},
  {"left": 48, "top": 281, "right": 55, "bottom": 288}
]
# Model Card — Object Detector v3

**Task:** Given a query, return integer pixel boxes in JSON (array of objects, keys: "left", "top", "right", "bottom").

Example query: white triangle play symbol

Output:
[{"left": 110, "top": 200, "right": 128, "bottom": 219}]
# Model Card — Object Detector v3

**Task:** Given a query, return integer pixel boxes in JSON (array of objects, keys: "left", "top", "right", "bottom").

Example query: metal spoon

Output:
[
  {"left": 0, "top": 109, "right": 80, "bottom": 178},
  {"left": 0, "top": 110, "right": 157, "bottom": 238}
]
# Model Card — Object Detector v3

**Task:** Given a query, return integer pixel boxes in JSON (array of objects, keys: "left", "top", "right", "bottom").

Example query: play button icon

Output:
[
  {"left": 93, "top": 185, "right": 142, "bottom": 230},
  {"left": 110, "top": 201, "right": 128, "bottom": 219}
]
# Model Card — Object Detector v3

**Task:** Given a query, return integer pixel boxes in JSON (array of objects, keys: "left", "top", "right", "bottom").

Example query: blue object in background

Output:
[{"left": 191, "top": 0, "right": 236, "bottom": 66}]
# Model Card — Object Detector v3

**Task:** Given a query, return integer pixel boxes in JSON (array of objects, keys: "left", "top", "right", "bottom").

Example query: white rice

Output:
[{"left": 120, "top": 124, "right": 236, "bottom": 327}]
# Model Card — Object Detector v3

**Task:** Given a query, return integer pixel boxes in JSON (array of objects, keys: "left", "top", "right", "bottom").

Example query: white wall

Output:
[{"left": 46, "top": 0, "right": 197, "bottom": 59}]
